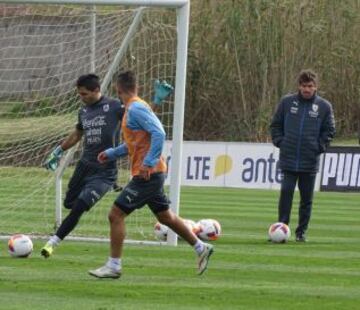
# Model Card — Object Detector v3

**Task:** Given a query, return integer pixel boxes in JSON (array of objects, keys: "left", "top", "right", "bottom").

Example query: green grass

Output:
[{"left": 0, "top": 186, "right": 359, "bottom": 309}]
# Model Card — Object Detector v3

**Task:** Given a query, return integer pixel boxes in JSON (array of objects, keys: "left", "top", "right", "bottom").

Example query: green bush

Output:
[{"left": 186, "top": 0, "right": 360, "bottom": 141}]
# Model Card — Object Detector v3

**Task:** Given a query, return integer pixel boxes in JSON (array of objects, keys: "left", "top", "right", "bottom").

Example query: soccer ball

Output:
[
  {"left": 183, "top": 219, "right": 201, "bottom": 235},
  {"left": 197, "top": 219, "right": 221, "bottom": 241},
  {"left": 268, "top": 222, "right": 291, "bottom": 243},
  {"left": 154, "top": 222, "right": 169, "bottom": 241},
  {"left": 8, "top": 234, "right": 33, "bottom": 257}
]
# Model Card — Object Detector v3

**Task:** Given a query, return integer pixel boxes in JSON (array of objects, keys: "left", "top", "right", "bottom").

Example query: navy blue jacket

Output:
[{"left": 270, "top": 93, "right": 335, "bottom": 172}]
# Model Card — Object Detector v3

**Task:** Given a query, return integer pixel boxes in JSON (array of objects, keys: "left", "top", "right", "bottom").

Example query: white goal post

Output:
[{"left": 0, "top": 0, "right": 189, "bottom": 246}]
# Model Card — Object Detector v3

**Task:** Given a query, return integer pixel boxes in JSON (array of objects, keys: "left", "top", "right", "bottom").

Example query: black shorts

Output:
[
  {"left": 114, "top": 172, "right": 170, "bottom": 215},
  {"left": 64, "top": 160, "right": 116, "bottom": 210}
]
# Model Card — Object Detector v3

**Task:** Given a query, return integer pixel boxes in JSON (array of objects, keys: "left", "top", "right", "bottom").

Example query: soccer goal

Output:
[{"left": 0, "top": 0, "right": 189, "bottom": 246}]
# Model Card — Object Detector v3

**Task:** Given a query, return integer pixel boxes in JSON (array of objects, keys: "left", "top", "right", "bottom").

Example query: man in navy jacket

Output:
[{"left": 270, "top": 69, "right": 335, "bottom": 242}]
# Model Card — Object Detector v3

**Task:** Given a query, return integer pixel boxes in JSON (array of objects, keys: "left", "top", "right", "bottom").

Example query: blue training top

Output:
[{"left": 105, "top": 101, "right": 166, "bottom": 168}]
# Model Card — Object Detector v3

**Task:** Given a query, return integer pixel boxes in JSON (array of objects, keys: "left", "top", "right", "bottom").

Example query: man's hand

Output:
[
  {"left": 44, "top": 146, "right": 64, "bottom": 171},
  {"left": 152, "top": 79, "right": 174, "bottom": 106},
  {"left": 138, "top": 165, "right": 151, "bottom": 181},
  {"left": 97, "top": 151, "right": 108, "bottom": 164}
]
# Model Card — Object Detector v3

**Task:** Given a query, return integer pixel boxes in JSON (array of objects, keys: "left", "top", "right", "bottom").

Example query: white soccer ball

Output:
[
  {"left": 8, "top": 234, "right": 33, "bottom": 257},
  {"left": 197, "top": 219, "right": 221, "bottom": 241},
  {"left": 154, "top": 222, "right": 169, "bottom": 241},
  {"left": 268, "top": 222, "right": 291, "bottom": 243},
  {"left": 183, "top": 219, "right": 201, "bottom": 235}
]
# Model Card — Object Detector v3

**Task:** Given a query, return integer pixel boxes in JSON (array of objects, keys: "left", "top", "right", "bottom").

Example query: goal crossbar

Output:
[{"left": 0, "top": 0, "right": 188, "bottom": 8}]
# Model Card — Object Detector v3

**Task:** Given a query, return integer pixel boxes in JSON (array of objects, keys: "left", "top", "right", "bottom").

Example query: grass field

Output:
[{"left": 0, "top": 187, "right": 359, "bottom": 310}]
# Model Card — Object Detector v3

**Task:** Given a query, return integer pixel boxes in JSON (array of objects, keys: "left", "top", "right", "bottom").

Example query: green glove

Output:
[
  {"left": 44, "top": 145, "right": 64, "bottom": 171},
  {"left": 152, "top": 79, "right": 174, "bottom": 105}
]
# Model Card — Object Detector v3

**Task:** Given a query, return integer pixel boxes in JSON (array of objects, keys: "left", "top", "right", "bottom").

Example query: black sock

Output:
[{"left": 56, "top": 199, "right": 88, "bottom": 240}]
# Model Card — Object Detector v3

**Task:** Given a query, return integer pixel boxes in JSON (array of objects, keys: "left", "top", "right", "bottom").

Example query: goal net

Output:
[{"left": 0, "top": 1, "right": 188, "bottom": 244}]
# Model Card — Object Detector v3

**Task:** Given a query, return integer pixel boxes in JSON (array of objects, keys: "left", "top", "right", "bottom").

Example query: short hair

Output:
[
  {"left": 298, "top": 69, "right": 318, "bottom": 85},
  {"left": 117, "top": 70, "right": 137, "bottom": 92},
  {"left": 76, "top": 74, "right": 100, "bottom": 91}
]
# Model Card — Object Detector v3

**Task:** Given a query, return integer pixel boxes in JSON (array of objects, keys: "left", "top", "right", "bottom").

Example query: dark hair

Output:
[
  {"left": 76, "top": 74, "right": 100, "bottom": 91},
  {"left": 117, "top": 70, "right": 137, "bottom": 92},
  {"left": 298, "top": 69, "right": 318, "bottom": 85}
]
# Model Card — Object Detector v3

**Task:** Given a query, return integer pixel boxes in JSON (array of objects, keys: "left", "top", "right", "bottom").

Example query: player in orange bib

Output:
[{"left": 88, "top": 71, "right": 214, "bottom": 278}]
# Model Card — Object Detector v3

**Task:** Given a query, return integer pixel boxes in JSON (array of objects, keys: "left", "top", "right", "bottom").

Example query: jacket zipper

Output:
[{"left": 295, "top": 105, "right": 307, "bottom": 171}]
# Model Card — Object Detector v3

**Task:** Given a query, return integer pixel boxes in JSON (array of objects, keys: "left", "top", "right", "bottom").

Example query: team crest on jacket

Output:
[
  {"left": 103, "top": 104, "right": 109, "bottom": 112},
  {"left": 312, "top": 104, "right": 318, "bottom": 112}
]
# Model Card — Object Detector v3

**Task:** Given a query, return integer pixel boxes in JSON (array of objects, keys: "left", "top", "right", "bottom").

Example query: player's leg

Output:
[
  {"left": 54, "top": 199, "right": 89, "bottom": 240},
  {"left": 295, "top": 172, "right": 317, "bottom": 241},
  {"left": 41, "top": 163, "right": 87, "bottom": 257},
  {"left": 41, "top": 175, "right": 113, "bottom": 258},
  {"left": 146, "top": 174, "right": 195, "bottom": 243},
  {"left": 148, "top": 173, "right": 214, "bottom": 275},
  {"left": 109, "top": 206, "right": 127, "bottom": 259},
  {"left": 41, "top": 198, "right": 89, "bottom": 258},
  {"left": 154, "top": 208, "right": 214, "bottom": 275},
  {"left": 88, "top": 205, "right": 127, "bottom": 279},
  {"left": 89, "top": 178, "right": 144, "bottom": 278},
  {"left": 278, "top": 170, "right": 298, "bottom": 225},
  {"left": 155, "top": 209, "right": 196, "bottom": 245}
]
